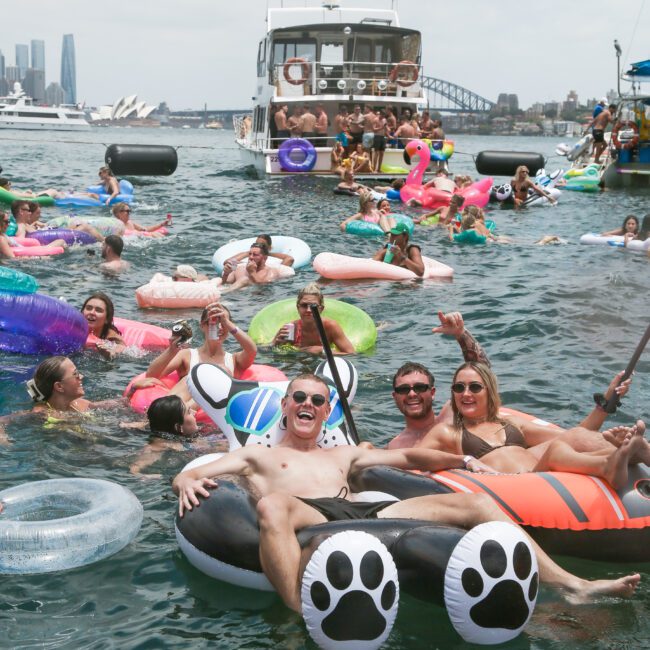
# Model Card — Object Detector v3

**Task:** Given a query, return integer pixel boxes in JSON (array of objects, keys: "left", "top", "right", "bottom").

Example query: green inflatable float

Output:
[
  {"left": 0, "top": 187, "right": 54, "bottom": 207},
  {"left": 248, "top": 298, "right": 377, "bottom": 353}
]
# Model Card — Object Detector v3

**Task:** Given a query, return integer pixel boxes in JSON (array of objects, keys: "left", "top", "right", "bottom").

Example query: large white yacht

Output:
[
  {"left": 0, "top": 82, "right": 91, "bottom": 131},
  {"left": 234, "top": 1, "right": 427, "bottom": 177}
]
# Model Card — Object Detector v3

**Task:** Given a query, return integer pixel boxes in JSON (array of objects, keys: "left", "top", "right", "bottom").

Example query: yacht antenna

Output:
[{"left": 614, "top": 39, "right": 622, "bottom": 96}]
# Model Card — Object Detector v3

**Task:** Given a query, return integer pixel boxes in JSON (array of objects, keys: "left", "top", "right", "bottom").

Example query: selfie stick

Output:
[
  {"left": 309, "top": 305, "right": 360, "bottom": 445},
  {"left": 605, "top": 322, "right": 650, "bottom": 412}
]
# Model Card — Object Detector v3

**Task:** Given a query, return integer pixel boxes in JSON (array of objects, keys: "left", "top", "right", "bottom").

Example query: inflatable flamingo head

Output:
[{"left": 403, "top": 139, "right": 431, "bottom": 166}]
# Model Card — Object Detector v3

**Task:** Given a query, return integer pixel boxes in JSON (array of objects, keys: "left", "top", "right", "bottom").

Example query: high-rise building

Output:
[
  {"left": 45, "top": 81, "right": 65, "bottom": 106},
  {"left": 5, "top": 65, "right": 21, "bottom": 83},
  {"left": 31, "top": 40, "right": 45, "bottom": 72},
  {"left": 15, "top": 44, "right": 29, "bottom": 78},
  {"left": 23, "top": 68, "right": 45, "bottom": 102},
  {"left": 0, "top": 78, "right": 8, "bottom": 97},
  {"left": 61, "top": 34, "right": 76, "bottom": 104},
  {"left": 0, "top": 50, "right": 5, "bottom": 79}
]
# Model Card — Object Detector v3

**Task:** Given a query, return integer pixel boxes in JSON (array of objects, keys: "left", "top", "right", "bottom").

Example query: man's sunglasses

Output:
[
  {"left": 290, "top": 390, "right": 327, "bottom": 407},
  {"left": 451, "top": 381, "right": 485, "bottom": 394},
  {"left": 394, "top": 383, "right": 431, "bottom": 395}
]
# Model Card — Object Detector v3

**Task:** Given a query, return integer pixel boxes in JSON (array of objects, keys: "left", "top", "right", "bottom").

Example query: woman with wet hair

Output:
[{"left": 81, "top": 292, "right": 125, "bottom": 358}]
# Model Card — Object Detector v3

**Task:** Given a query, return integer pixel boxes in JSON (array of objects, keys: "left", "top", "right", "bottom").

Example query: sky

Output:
[{"left": 0, "top": 0, "right": 648, "bottom": 111}]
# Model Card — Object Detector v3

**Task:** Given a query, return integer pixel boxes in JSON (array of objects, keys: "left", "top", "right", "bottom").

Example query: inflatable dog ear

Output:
[{"left": 189, "top": 362, "right": 357, "bottom": 451}]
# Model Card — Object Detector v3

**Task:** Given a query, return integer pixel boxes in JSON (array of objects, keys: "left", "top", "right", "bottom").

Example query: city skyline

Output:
[{"left": 0, "top": 0, "right": 647, "bottom": 110}]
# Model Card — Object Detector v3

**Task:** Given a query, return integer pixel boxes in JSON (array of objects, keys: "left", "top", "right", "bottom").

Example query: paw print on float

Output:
[
  {"left": 301, "top": 530, "right": 399, "bottom": 650},
  {"left": 444, "top": 521, "right": 539, "bottom": 644}
]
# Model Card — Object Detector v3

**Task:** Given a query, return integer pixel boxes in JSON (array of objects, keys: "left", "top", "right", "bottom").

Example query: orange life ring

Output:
[
  {"left": 283, "top": 57, "right": 310, "bottom": 86},
  {"left": 388, "top": 60, "right": 419, "bottom": 87},
  {"left": 612, "top": 121, "right": 639, "bottom": 150}
]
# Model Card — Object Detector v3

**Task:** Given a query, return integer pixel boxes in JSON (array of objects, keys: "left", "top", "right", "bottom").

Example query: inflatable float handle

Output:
[
  {"left": 309, "top": 304, "right": 360, "bottom": 445},
  {"left": 605, "top": 322, "right": 650, "bottom": 412}
]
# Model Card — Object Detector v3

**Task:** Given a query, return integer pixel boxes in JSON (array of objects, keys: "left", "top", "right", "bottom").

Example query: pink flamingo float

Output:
[{"left": 399, "top": 140, "right": 493, "bottom": 209}]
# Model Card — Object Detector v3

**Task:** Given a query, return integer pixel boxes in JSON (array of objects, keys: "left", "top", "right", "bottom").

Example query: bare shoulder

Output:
[{"left": 418, "top": 422, "right": 457, "bottom": 450}]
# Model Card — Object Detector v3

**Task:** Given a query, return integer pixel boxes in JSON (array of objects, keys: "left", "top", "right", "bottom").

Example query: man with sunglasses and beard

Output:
[
  {"left": 173, "top": 373, "right": 640, "bottom": 613},
  {"left": 387, "top": 311, "right": 489, "bottom": 450}
]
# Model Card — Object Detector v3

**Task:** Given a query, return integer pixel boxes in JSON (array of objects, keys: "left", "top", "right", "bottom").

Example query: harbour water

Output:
[{"left": 0, "top": 128, "right": 648, "bottom": 648}]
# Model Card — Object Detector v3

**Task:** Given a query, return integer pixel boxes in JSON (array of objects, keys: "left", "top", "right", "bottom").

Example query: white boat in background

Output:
[
  {"left": 234, "top": 1, "right": 427, "bottom": 177},
  {"left": 0, "top": 82, "right": 91, "bottom": 131}
]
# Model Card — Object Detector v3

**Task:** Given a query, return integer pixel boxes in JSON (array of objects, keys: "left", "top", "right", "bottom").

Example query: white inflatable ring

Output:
[{"left": 0, "top": 478, "right": 143, "bottom": 574}]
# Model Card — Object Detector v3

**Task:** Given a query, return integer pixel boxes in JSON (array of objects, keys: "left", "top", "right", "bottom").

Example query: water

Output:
[{"left": 0, "top": 129, "right": 649, "bottom": 649}]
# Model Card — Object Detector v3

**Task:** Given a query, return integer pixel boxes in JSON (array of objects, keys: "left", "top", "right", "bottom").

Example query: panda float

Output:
[{"left": 175, "top": 358, "right": 539, "bottom": 648}]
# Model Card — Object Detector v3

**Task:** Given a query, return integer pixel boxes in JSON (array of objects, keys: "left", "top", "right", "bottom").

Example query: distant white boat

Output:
[{"left": 0, "top": 82, "right": 91, "bottom": 131}]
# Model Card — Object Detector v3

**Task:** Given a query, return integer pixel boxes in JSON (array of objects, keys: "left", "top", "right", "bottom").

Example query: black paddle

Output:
[
  {"left": 309, "top": 304, "right": 360, "bottom": 445},
  {"left": 605, "top": 322, "right": 650, "bottom": 412}
]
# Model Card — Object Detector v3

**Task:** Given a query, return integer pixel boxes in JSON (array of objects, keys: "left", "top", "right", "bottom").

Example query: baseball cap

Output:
[
  {"left": 173, "top": 264, "right": 199, "bottom": 281},
  {"left": 389, "top": 222, "right": 410, "bottom": 236},
  {"left": 600, "top": 97, "right": 608, "bottom": 105}
]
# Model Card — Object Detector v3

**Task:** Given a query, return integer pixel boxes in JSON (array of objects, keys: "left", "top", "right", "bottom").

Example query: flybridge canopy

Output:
[{"left": 267, "top": 6, "right": 399, "bottom": 31}]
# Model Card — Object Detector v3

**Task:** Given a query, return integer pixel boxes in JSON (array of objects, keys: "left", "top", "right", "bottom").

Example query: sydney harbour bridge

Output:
[{"left": 171, "top": 76, "right": 495, "bottom": 125}]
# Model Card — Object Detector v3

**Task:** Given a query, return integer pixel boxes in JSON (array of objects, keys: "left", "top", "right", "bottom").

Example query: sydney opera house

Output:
[{"left": 89, "top": 94, "right": 158, "bottom": 123}]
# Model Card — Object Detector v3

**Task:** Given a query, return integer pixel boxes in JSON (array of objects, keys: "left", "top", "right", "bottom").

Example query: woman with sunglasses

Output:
[
  {"left": 146, "top": 302, "right": 257, "bottom": 403},
  {"left": 511, "top": 165, "right": 557, "bottom": 209},
  {"left": 111, "top": 202, "right": 170, "bottom": 237},
  {"left": 417, "top": 362, "right": 645, "bottom": 489},
  {"left": 271, "top": 283, "right": 355, "bottom": 355},
  {"left": 339, "top": 191, "right": 395, "bottom": 234}
]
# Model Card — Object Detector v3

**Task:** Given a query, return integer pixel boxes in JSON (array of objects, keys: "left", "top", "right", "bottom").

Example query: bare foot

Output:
[
  {"left": 602, "top": 424, "right": 636, "bottom": 448},
  {"left": 604, "top": 421, "right": 650, "bottom": 465},
  {"left": 566, "top": 573, "right": 640, "bottom": 604},
  {"left": 603, "top": 435, "right": 635, "bottom": 489}
]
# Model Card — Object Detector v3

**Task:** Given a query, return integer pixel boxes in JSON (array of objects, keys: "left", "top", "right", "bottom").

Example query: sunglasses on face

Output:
[
  {"left": 119, "top": 209, "right": 131, "bottom": 213},
  {"left": 451, "top": 381, "right": 485, "bottom": 394},
  {"left": 298, "top": 302, "right": 321, "bottom": 309},
  {"left": 290, "top": 390, "right": 327, "bottom": 407},
  {"left": 394, "top": 383, "right": 431, "bottom": 395}
]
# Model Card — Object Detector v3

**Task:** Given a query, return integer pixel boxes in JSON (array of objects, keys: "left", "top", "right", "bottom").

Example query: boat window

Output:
[
  {"left": 257, "top": 40, "right": 266, "bottom": 77},
  {"left": 320, "top": 42, "right": 344, "bottom": 66},
  {"left": 401, "top": 33, "right": 421, "bottom": 64},
  {"left": 16, "top": 111, "right": 59, "bottom": 119},
  {"left": 273, "top": 40, "right": 316, "bottom": 64},
  {"left": 353, "top": 38, "right": 372, "bottom": 63}
]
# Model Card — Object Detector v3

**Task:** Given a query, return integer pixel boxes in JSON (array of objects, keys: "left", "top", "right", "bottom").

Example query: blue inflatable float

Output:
[{"left": 53, "top": 180, "right": 134, "bottom": 208}]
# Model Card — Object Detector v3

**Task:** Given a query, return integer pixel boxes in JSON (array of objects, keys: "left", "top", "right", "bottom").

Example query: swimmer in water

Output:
[{"left": 81, "top": 292, "right": 126, "bottom": 358}]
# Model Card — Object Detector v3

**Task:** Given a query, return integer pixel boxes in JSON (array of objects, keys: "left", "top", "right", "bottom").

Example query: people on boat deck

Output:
[
  {"left": 299, "top": 105, "right": 317, "bottom": 144},
  {"left": 271, "top": 283, "right": 355, "bottom": 355},
  {"left": 314, "top": 104, "right": 329, "bottom": 147},
  {"left": 112, "top": 202, "right": 170, "bottom": 236},
  {"left": 333, "top": 106, "right": 350, "bottom": 147},
  {"left": 601, "top": 214, "right": 639, "bottom": 237},
  {"left": 222, "top": 242, "right": 289, "bottom": 291},
  {"left": 372, "top": 221, "right": 424, "bottom": 276},
  {"left": 372, "top": 109, "right": 388, "bottom": 172},
  {"left": 349, "top": 143, "right": 372, "bottom": 174},
  {"left": 287, "top": 106, "right": 303, "bottom": 139},
  {"left": 624, "top": 213, "right": 650, "bottom": 245},
  {"left": 511, "top": 165, "right": 557, "bottom": 208},
  {"left": 173, "top": 371, "right": 641, "bottom": 613},
  {"left": 330, "top": 141, "right": 346, "bottom": 177},
  {"left": 393, "top": 114, "right": 417, "bottom": 148},
  {"left": 171, "top": 264, "right": 209, "bottom": 282},
  {"left": 339, "top": 191, "right": 395, "bottom": 233},
  {"left": 415, "top": 362, "right": 643, "bottom": 489},
  {"left": 586, "top": 103, "right": 617, "bottom": 164},
  {"left": 347, "top": 104, "right": 364, "bottom": 151},
  {"left": 361, "top": 105, "right": 375, "bottom": 153},
  {"left": 146, "top": 302, "right": 256, "bottom": 403},
  {"left": 222, "top": 234, "right": 294, "bottom": 282},
  {"left": 100, "top": 235, "right": 129, "bottom": 274},
  {"left": 274, "top": 104, "right": 289, "bottom": 145}
]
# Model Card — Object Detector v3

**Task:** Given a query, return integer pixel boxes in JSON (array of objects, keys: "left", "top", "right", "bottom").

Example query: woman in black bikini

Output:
[
  {"left": 416, "top": 362, "right": 647, "bottom": 489},
  {"left": 511, "top": 165, "right": 557, "bottom": 209}
]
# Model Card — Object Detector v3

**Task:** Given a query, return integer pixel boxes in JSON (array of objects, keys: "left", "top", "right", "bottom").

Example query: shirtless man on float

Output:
[
  {"left": 222, "top": 242, "right": 286, "bottom": 291},
  {"left": 173, "top": 373, "right": 640, "bottom": 613}
]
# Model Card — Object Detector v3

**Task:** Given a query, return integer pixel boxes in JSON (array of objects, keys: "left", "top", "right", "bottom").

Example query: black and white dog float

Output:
[{"left": 175, "top": 360, "right": 539, "bottom": 647}]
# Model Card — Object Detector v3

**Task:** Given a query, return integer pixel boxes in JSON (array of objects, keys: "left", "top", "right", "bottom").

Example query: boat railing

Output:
[
  {"left": 272, "top": 60, "right": 423, "bottom": 99},
  {"left": 233, "top": 113, "right": 254, "bottom": 144}
]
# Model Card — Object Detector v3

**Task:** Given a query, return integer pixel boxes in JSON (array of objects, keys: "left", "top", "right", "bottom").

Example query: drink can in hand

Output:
[{"left": 285, "top": 322, "right": 296, "bottom": 342}]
